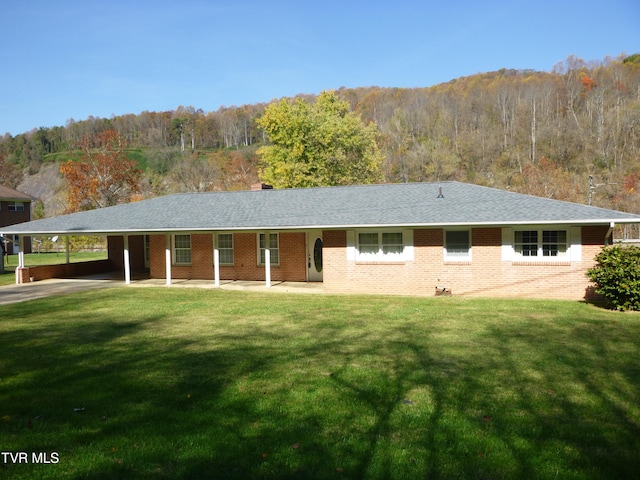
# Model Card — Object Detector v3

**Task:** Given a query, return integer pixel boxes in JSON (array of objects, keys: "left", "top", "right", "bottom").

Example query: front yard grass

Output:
[{"left": 1, "top": 289, "right": 639, "bottom": 479}]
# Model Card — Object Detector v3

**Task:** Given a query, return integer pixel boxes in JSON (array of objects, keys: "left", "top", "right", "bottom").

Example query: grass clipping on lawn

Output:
[{"left": 1, "top": 289, "right": 639, "bottom": 479}]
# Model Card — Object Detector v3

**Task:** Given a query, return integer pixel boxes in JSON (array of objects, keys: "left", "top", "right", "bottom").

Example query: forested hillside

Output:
[{"left": 1, "top": 54, "right": 639, "bottom": 218}]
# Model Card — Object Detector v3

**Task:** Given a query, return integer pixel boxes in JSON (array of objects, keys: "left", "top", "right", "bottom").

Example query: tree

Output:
[
  {"left": 257, "top": 90, "right": 383, "bottom": 188},
  {"left": 167, "top": 154, "right": 220, "bottom": 192},
  {"left": 60, "top": 130, "right": 142, "bottom": 213},
  {"left": 0, "top": 153, "right": 21, "bottom": 187},
  {"left": 512, "top": 156, "right": 575, "bottom": 200}
]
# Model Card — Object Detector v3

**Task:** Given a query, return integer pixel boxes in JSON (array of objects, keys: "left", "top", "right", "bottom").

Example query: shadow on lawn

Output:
[
  {"left": 477, "top": 319, "right": 640, "bottom": 479},
  {"left": 1, "top": 293, "right": 640, "bottom": 479}
]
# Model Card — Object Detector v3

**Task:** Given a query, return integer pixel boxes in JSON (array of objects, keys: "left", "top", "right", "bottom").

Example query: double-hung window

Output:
[
  {"left": 216, "top": 233, "right": 234, "bottom": 265},
  {"left": 258, "top": 233, "right": 279, "bottom": 265},
  {"left": 445, "top": 230, "right": 471, "bottom": 261},
  {"left": 356, "top": 232, "right": 404, "bottom": 261},
  {"left": 173, "top": 234, "right": 192, "bottom": 265},
  {"left": 514, "top": 229, "right": 567, "bottom": 258}
]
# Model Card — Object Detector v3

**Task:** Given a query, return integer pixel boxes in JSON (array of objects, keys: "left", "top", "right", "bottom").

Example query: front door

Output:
[{"left": 307, "top": 232, "right": 323, "bottom": 282}]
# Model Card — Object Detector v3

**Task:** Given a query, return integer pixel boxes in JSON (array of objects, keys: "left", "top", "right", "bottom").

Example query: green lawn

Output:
[{"left": 1, "top": 289, "right": 639, "bottom": 479}]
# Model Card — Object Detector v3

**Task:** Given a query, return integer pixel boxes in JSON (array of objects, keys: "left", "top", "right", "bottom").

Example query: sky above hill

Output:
[{"left": 1, "top": 0, "right": 638, "bottom": 136}]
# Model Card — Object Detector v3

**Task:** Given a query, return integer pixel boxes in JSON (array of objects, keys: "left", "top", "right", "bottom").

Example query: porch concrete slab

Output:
[
  {"left": 129, "top": 278, "right": 325, "bottom": 294},
  {"left": 0, "top": 276, "right": 324, "bottom": 306}
]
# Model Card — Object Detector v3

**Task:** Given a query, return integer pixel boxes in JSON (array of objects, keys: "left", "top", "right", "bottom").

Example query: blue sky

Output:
[{"left": 1, "top": 0, "right": 638, "bottom": 136}]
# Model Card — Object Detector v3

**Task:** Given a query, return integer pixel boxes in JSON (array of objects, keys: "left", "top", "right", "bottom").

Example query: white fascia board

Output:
[{"left": 3, "top": 218, "right": 639, "bottom": 237}]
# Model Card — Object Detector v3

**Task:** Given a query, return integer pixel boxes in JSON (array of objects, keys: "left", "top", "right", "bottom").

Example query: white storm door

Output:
[{"left": 306, "top": 232, "right": 323, "bottom": 282}]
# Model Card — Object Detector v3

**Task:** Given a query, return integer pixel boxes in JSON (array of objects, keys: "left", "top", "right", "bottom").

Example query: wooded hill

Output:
[{"left": 1, "top": 53, "right": 639, "bottom": 219}]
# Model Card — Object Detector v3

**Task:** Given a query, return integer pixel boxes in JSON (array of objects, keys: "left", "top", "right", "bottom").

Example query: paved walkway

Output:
[{"left": 0, "top": 276, "right": 324, "bottom": 306}]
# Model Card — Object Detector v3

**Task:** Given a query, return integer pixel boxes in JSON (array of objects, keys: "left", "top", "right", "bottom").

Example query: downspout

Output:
[{"left": 605, "top": 222, "right": 615, "bottom": 246}]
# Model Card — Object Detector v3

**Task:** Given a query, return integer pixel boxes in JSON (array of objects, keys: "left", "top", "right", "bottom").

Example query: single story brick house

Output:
[{"left": 2, "top": 181, "right": 640, "bottom": 300}]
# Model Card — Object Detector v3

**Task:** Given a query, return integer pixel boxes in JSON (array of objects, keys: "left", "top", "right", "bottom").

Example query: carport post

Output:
[
  {"left": 123, "top": 235, "right": 131, "bottom": 285},
  {"left": 165, "top": 234, "right": 172, "bottom": 286},
  {"left": 213, "top": 240, "right": 220, "bottom": 287},
  {"left": 15, "top": 237, "right": 25, "bottom": 284},
  {"left": 65, "top": 236, "right": 70, "bottom": 264},
  {"left": 264, "top": 240, "right": 271, "bottom": 288}
]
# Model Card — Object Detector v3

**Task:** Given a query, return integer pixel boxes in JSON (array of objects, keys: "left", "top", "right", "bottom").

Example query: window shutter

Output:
[
  {"left": 346, "top": 231, "right": 356, "bottom": 262},
  {"left": 570, "top": 227, "right": 582, "bottom": 261},
  {"left": 403, "top": 230, "right": 414, "bottom": 261}
]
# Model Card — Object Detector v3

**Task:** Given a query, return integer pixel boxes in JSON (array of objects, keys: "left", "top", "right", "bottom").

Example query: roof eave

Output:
[{"left": 3, "top": 217, "right": 639, "bottom": 237}]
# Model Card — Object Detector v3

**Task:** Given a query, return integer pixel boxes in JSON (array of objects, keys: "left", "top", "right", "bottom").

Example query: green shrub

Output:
[{"left": 587, "top": 245, "right": 640, "bottom": 310}]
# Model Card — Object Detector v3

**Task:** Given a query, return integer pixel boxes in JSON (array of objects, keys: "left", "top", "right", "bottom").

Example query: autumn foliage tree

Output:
[
  {"left": 60, "top": 130, "right": 141, "bottom": 213},
  {"left": 512, "top": 156, "right": 575, "bottom": 200},
  {"left": 257, "top": 90, "right": 383, "bottom": 188}
]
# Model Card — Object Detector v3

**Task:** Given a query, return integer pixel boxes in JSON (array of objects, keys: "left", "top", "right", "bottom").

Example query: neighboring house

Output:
[
  {"left": 0, "top": 185, "right": 33, "bottom": 254},
  {"left": 2, "top": 181, "right": 640, "bottom": 300}
]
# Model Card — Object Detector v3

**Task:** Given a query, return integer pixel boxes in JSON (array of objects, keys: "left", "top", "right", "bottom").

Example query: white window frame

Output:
[
  {"left": 502, "top": 226, "right": 580, "bottom": 262},
  {"left": 348, "top": 229, "right": 414, "bottom": 263},
  {"left": 257, "top": 233, "right": 279, "bottom": 266},
  {"left": 444, "top": 229, "right": 472, "bottom": 261},
  {"left": 172, "top": 234, "right": 192, "bottom": 265},
  {"left": 216, "top": 233, "right": 234, "bottom": 266},
  {"left": 8, "top": 202, "right": 24, "bottom": 212}
]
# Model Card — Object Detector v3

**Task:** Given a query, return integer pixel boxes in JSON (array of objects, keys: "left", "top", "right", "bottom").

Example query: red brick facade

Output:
[
  {"left": 323, "top": 226, "right": 608, "bottom": 300},
  {"left": 101, "top": 226, "right": 607, "bottom": 300},
  {"left": 146, "top": 232, "right": 307, "bottom": 282}
]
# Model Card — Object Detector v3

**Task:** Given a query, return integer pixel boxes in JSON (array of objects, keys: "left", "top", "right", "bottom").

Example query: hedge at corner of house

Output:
[{"left": 587, "top": 244, "right": 640, "bottom": 311}]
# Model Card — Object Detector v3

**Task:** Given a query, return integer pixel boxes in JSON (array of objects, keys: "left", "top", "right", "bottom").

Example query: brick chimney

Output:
[{"left": 251, "top": 183, "right": 274, "bottom": 190}]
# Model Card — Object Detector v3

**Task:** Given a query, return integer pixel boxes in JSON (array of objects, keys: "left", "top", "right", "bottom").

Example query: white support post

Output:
[
  {"left": 15, "top": 238, "right": 25, "bottom": 284},
  {"left": 18, "top": 250, "right": 24, "bottom": 269},
  {"left": 123, "top": 235, "right": 131, "bottom": 285},
  {"left": 19, "top": 237, "right": 25, "bottom": 268},
  {"left": 165, "top": 234, "right": 172, "bottom": 286},
  {"left": 213, "top": 242, "right": 220, "bottom": 287},
  {"left": 265, "top": 243, "right": 271, "bottom": 288}
]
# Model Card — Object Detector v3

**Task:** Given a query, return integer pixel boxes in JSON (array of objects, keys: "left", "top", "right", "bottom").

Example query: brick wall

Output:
[
  {"left": 148, "top": 232, "right": 307, "bottom": 282},
  {"left": 1, "top": 200, "right": 32, "bottom": 253},
  {"left": 18, "top": 260, "right": 113, "bottom": 282},
  {"left": 323, "top": 226, "right": 608, "bottom": 300},
  {"left": 108, "top": 235, "right": 147, "bottom": 273},
  {"left": 109, "top": 227, "right": 607, "bottom": 300},
  {"left": 0, "top": 201, "right": 30, "bottom": 227}
]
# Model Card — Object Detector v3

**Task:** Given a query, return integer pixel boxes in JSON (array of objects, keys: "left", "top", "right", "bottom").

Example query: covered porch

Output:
[{"left": 9, "top": 228, "right": 324, "bottom": 288}]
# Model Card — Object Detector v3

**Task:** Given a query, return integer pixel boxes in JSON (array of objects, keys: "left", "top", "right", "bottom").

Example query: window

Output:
[
  {"left": 258, "top": 233, "right": 279, "bottom": 265},
  {"left": 445, "top": 230, "right": 471, "bottom": 260},
  {"left": 542, "top": 230, "right": 567, "bottom": 257},
  {"left": 382, "top": 232, "right": 404, "bottom": 255},
  {"left": 515, "top": 230, "right": 538, "bottom": 257},
  {"left": 8, "top": 202, "right": 24, "bottom": 212},
  {"left": 216, "top": 233, "right": 234, "bottom": 265},
  {"left": 173, "top": 234, "right": 192, "bottom": 264},
  {"left": 514, "top": 229, "right": 567, "bottom": 258},
  {"left": 356, "top": 231, "right": 405, "bottom": 261}
]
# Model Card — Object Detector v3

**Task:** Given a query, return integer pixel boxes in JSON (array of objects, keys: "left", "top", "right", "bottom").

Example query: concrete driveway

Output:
[{"left": 0, "top": 276, "right": 121, "bottom": 306}]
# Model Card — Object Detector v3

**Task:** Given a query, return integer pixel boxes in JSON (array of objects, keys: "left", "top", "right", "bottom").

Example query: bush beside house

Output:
[{"left": 587, "top": 245, "right": 640, "bottom": 311}]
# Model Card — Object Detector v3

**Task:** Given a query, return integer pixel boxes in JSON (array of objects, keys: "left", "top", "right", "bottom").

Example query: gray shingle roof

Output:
[{"left": 2, "top": 181, "right": 640, "bottom": 235}]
